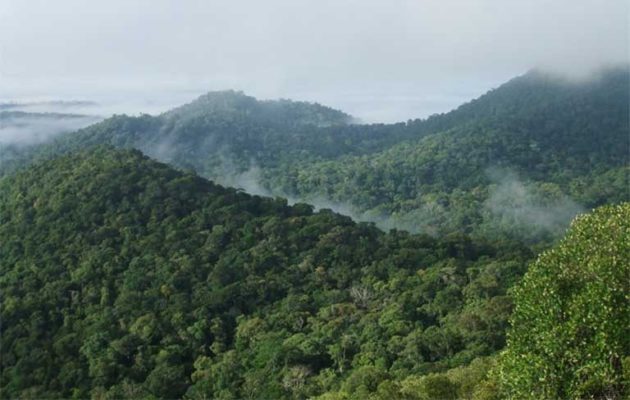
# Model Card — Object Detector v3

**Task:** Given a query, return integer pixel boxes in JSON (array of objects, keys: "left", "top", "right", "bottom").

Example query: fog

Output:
[
  {"left": 0, "top": 1, "right": 624, "bottom": 237},
  {"left": 0, "top": 112, "right": 102, "bottom": 146},
  {"left": 485, "top": 168, "right": 585, "bottom": 235},
  {"left": 1, "top": 0, "right": 627, "bottom": 122}
]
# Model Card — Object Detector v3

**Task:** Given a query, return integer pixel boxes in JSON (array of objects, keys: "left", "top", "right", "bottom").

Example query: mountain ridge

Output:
[
  {"left": 162, "top": 89, "right": 355, "bottom": 127},
  {"left": 1, "top": 66, "right": 627, "bottom": 243},
  {"left": 0, "top": 146, "right": 532, "bottom": 398}
]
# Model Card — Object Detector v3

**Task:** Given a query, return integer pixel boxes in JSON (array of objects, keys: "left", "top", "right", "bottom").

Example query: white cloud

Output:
[{"left": 1, "top": 0, "right": 627, "bottom": 122}]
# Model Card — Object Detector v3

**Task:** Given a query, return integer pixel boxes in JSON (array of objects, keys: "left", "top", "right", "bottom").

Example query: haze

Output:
[{"left": 1, "top": 0, "right": 627, "bottom": 122}]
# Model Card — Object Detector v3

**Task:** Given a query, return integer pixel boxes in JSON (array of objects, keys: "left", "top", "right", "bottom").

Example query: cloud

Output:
[
  {"left": 484, "top": 169, "right": 584, "bottom": 235},
  {"left": 1, "top": 0, "right": 626, "bottom": 122},
  {"left": 0, "top": 112, "right": 102, "bottom": 146},
  {"left": 214, "top": 162, "right": 273, "bottom": 199}
]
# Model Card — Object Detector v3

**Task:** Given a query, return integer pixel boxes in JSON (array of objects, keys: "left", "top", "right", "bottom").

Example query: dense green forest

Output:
[
  {"left": 1, "top": 148, "right": 535, "bottom": 398},
  {"left": 0, "top": 68, "right": 628, "bottom": 399},
  {"left": 1, "top": 148, "right": 627, "bottom": 399},
  {"left": 277, "top": 69, "right": 629, "bottom": 242},
  {"left": 3, "top": 67, "right": 627, "bottom": 243}
]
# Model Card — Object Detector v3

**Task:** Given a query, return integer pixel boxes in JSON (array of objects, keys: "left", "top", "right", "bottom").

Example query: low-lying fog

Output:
[
  {"left": 0, "top": 94, "right": 199, "bottom": 147},
  {"left": 0, "top": 111, "right": 101, "bottom": 146}
]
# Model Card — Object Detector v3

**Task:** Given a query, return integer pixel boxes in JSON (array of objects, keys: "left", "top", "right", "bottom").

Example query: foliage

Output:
[
  {"left": 495, "top": 203, "right": 630, "bottom": 399},
  {"left": 1, "top": 66, "right": 627, "bottom": 398},
  {"left": 0, "top": 147, "right": 532, "bottom": 398},
  {"left": 4, "top": 68, "right": 627, "bottom": 244},
  {"left": 272, "top": 68, "right": 629, "bottom": 242}
]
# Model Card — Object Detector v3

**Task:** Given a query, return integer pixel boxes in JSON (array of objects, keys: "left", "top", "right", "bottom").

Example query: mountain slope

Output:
[
  {"left": 163, "top": 90, "right": 352, "bottom": 127},
  {"left": 36, "top": 90, "right": 367, "bottom": 162},
  {"left": 1, "top": 67, "right": 628, "bottom": 243},
  {"left": 265, "top": 67, "right": 630, "bottom": 242},
  {"left": 315, "top": 203, "right": 630, "bottom": 400},
  {"left": 0, "top": 147, "right": 532, "bottom": 399}
]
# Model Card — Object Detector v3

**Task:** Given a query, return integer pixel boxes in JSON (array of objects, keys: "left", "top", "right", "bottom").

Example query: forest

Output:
[
  {"left": 0, "top": 148, "right": 531, "bottom": 398},
  {"left": 0, "top": 67, "right": 628, "bottom": 399},
  {"left": 2, "top": 67, "right": 627, "bottom": 245}
]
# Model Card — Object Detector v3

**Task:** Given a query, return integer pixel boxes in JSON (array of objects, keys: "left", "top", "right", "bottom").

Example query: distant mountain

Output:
[
  {"left": 1, "top": 67, "right": 628, "bottom": 243},
  {"left": 278, "top": 67, "right": 629, "bottom": 242},
  {"left": 0, "top": 147, "right": 531, "bottom": 399},
  {"left": 1, "top": 67, "right": 627, "bottom": 397},
  {"left": 164, "top": 90, "right": 353, "bottom": 127},
  {"left": 59, "top": 89, "right": 419, "bottom": 160}
]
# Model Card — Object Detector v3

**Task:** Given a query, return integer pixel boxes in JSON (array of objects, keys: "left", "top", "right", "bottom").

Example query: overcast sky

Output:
[{"left": 0, "top": 0, "right": 627, "bottom": 122}]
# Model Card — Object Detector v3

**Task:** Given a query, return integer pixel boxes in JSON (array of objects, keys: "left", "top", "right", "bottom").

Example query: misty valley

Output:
[{"left": 0, "top": 67, "right": 628, "bottom": 400}]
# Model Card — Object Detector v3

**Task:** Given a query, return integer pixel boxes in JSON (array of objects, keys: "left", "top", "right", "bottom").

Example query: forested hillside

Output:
[
  {"left": 2, "top": 67, "right": 627, "bottom": 244},
  {"left": 2, "top": 2, "right": 627, "bottom": 399},
  {"left": 1, "top": 72, "right": 627, "bottom": 396},
  {"left": 0, "top": 147, "right": 533, "bottom": 399},
  {"left": 267, "top": 68, "right": 630, "bottom": 242}
]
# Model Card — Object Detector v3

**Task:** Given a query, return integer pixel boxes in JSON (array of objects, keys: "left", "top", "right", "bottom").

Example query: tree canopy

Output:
[
  {"left": 0, "top": 147, "right": 534, "bottom": 399},
  {"left": 495, "top": 203, "right": 630, "bottom": 399},
  {"left": 2, "top": 68, "right": 627, "bottom": 245}
]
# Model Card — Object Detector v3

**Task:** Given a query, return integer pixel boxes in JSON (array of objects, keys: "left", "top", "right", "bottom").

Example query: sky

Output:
[{"left": 0, "top": 0, "right": 628, "bottom": 122}]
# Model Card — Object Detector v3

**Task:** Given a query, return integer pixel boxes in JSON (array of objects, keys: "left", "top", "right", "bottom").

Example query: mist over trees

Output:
[
  {"left": 3, "top": 67, "right": 627, "bottom": 245},
  {"left": 0, "top": 111, "right": 102, "bottom": 146},
  {"left": 0, "top": 148, "right": 533, "bottom": 398},
  {"left": 1, "top": 0, "right": 628, "bottom": 397},
  {"left": 0, "top": 67, "right": 628, "bottom": 399}
]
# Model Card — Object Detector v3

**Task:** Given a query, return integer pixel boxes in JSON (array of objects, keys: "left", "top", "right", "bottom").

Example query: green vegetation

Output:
[
  {"left": 268, "top": 68, "right": 629, "bottom": 243},
  {"left": 0, "top": 147, "right": 532, "bottom": 399},
  {"left": 4, "top": 68, "right": 627, "bottom": 244},
  {"left": 0, "top": 68, "right": 628, "bottom": 399},
  {"left": 495, "top": 203, "right": 630, "bottom": 399}
]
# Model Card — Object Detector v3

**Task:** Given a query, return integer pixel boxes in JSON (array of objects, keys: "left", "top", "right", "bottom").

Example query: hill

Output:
[
  {"left": 163, "top": 90, "right": 353, "bottom": 127},
  {"left": 0, "top": 147, "right": 532, "bottom": 399},
  {"left": 314, "top": 203, "right": 630, "bottom": 399},
  {"left": 1, "top": 67, "right": 628, "bottom": 243},
  {"left": 263, "top": 67, "right": 630, "bottom": 242}
]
